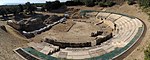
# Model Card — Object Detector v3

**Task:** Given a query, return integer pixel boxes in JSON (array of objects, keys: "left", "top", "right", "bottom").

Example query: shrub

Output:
[
  {"left": 84, "top": 0, "right": 95, "bottom": 7},
  {"left": 45, "top": 1, "right": 63, "bottom": 11},
  {"left": 95, "top": 2, "right": 99, "bottom": 5},
  {"left": 138, "top": 0, "right": 150, "bottom": 8},
  {"left": 65, "top": 0, "right": 84, "bottom": 6},
  {"left": 75, "top": 1, "right": 84, "bottom": 5},
  {"left": 127, "top": 0, "right": 136, "bottom": 5},
  {"left": 65, "top": 1, "right": 76, "bottom": 6},
  {"left": 98, "top": 2, "right": 106, "bottom": 7},
  {"left": 105, "top": 1, "right": 115, "bottom": 7},
  {"left": 144, "top": 45, "right": 150, "bottom": 60},
  {"left": 98, "top": 1, "right": 115, "bottom": 7},
  {"left": 51, "top": 1, "right": 62, "bottom": 9}
]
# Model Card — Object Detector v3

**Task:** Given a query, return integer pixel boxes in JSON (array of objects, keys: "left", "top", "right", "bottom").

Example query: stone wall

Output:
[
  {"left": 44, "top": 32, "right": 112, "bottom": 48},
  {"left": 96, "top": 33, "right": 112, "bottom": 45},
  {"left": 44, "top": 38, "right": 92, "bottom": 48},
  {"left": 7, "top": 20, "right": 21, "bottom": 30}
]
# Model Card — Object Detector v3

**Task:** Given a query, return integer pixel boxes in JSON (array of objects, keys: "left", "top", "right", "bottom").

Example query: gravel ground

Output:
[{"left": 0, "top": 21, "right": 27, "bottom": 60}]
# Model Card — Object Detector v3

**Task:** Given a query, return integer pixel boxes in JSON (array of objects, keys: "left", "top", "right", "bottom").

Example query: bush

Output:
[
  {"left": 98, "top": 1, "right": 115, "bottom": 7},
  {"left": 105, "top": 1, "right": 115, "bottom": 7},
  {"left": 84, "top": 0, "right": 95, "bottom": 7},
  {"left": 45, "top": 1, "right": 63, "bottom": 11},
  {"left": 51, "top": 1, "right": 62, "bottom": 9},
  {"left": 76, "top": 1, "right": 84, "bottom": 5},
  {"left": 138, "top": 0, "right": 150, "bottom": 8},
  {"left": 98, "top": 2, "right": 107, "bottom": 7},
  {"left": 65, "top": 0, "right": 84, "bottom": 6},
  {"left": 65, "top": 1, "right": 76, "bottom": 6},
  {"left": 95, "top": 2, "right": 99, "bottom": 5},
  {"left": 127, "top": 0, "right": 136, "bottom": 5},
  {"left": 144, "top": 45, "right": 150, "bottom": 60},
  {"left": 33, "top": 3, "right": 45, "bottom": 7}
]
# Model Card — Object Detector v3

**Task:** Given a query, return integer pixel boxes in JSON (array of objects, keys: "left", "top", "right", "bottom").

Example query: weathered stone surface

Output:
[
  {"left": 0, "top": 25, "right": 7, "bottom": 32},
  {"left": 44, "top": 15, "right": 61, "bottom": 25},
  {"left": 7, "top": 20, "right": 21, "bottom": 30},
  {"left": 44, "top": 38, "right": 92, "bottom": 48}
]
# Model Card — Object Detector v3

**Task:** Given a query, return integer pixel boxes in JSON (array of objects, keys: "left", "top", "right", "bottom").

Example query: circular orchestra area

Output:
[{"left": 13, "top": 10, "right": 144, "bottom": 60}]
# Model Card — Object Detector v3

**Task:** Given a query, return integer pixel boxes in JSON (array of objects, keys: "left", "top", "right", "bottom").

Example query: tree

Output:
[
  {"left": 65, "top": 1, "right": 76, "bottom": 6},
  {"left": 25, "top": 2, "right": 31, "bottom": 13},
  {"left": 1, "top": 7, "right": 7, "bottom": 18},
  {"left": 55, "top": 0, "right": 60, "bottom": 1},
  {"left": 52, "top": 0, "right": 61, "bottom": 9},
  {"left": 45, "top": 0, "right": 62, "bottom": 11},
  {"left": 11, "top": 6, "right": 20, "bottom": 16},
  {"left": 25, "top": 2, "right": 37, "bottom": 14},
  {"left": 0, "top": 8, "right": 4, "bottom": 18},
  {"left": 84, "top": 0, "right": 95, "bottom": 7},
  {"left": 98, "top": 2, "right": 107, "bottom": 7},
  {"left": 18, "top": 4, "right": 24, "bottom": 12},
  {"left": 45, "top": 1, "right": 52, "bottom": 11}
]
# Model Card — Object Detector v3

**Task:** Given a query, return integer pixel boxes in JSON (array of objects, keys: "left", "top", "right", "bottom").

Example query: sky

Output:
[{"left": 0, "top": 0, "right": 68, "bottom": 5}]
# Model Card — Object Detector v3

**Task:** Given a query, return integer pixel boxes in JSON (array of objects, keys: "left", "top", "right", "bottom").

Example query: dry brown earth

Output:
[
  {"left": 31, "top": 19, "right": 103, "bottom": 43},
  {"left": 0, "top": 25, "right": 27, "bottom": 60}
]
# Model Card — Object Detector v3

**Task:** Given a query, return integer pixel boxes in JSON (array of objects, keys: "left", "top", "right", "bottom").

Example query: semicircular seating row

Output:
[
  {"left": 54, "top": 12, "right": 143, "bottom": 59},
  {"left": 92, "top": 12, "right": 143, "bottom": 58},
  {"left": 13, "top": 12, "right": 144, "bottom": 60},
  {"left": 95, "top": 12, "right": 143, "bottom": 58}
]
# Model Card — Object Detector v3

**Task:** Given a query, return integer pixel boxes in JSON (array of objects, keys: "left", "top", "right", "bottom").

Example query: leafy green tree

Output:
[
  {"left": 0, "top": 8, "right": 4, "bottom": 17},
  {"left": 45, "top": 1, "right": 52, "bottom": 11},
  {"left": 45, "top": 0, "right": 62, "bottom": 11},
  {"left": 18, "top": 4, "right": 24, "bottom": 12},
  {"left": 0, "top": 7, "right": 7, "bottom": 18},
  {"left": 52, "top": 0, "right": 61, "bottom": 9},
  {"left": 105, "top": 1, "right": 115, "bottom": 7},
  {"left": 25, "top": 2, "right": 31, "bottom": 13},
  {"left": 11, "top": 6, "right": 20, "bottom": 16},
  {"left": 25, "top": 2, "right": 37, "bottom": 14},
  {"left": 65, "top": 1, "right": 76, "bottom": 6},
  {"left": 98, "top": 2, "right": 106, "bottom": 7}
]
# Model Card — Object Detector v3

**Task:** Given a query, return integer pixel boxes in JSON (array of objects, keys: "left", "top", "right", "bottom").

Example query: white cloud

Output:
[{"left": 0, "top": 0, "right": 4, "bottom": 5}]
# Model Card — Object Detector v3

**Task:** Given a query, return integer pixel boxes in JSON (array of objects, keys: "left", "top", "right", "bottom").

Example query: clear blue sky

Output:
[{"left": 0, "top": 0, "right": 68, "bottom": 5}]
